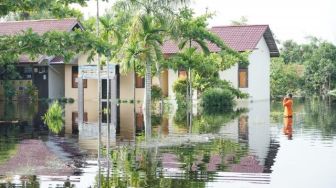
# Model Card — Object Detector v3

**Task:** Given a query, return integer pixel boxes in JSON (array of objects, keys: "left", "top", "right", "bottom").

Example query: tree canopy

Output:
[
  {"left": 271, "top": 39, "right": 336, "bottom": 97},
  {"left": 0, "top": 0, "right": 87, "bottom": 19}
]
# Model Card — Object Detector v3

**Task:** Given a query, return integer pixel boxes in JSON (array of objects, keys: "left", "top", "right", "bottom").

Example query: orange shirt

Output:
[{"left": 283, "top": 99, "right": 293, "bottom": 117}]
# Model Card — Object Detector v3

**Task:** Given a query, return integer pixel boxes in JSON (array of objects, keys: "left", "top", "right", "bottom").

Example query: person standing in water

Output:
[
  {"left": 283, "top": 94, "right": 293, "bottom": 139},
  {"left": 283, "top": 93, "right": 293, "bottom": 118}
]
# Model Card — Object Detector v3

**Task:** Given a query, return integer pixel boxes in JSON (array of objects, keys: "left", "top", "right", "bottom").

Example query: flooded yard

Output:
[{"left": 0, "top": 99, "right": 335, "bottom": 187}]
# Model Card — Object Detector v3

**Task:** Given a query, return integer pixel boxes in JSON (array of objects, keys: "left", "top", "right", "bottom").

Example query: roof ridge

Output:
[
  {"left": 0, "top": 18, "right": 78, "bottom": 24},
  {"left": 211, "top": 24, "right": 269, "bottom": 28}
]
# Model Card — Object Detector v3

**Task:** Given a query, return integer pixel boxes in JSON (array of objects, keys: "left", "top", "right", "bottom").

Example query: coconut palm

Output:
[
  {"left": 118, "top": 0, "right": 188, "bottom": 134},
  {"left": 172, "top": 8, "right": 244, "bottom": 103},
  {"left": 127, "top": 14, "right": 166, "bottom": 134}
]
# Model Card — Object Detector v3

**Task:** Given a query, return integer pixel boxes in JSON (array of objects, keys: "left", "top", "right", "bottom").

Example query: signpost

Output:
[
  {"left": 79, "top": 65, "right": 116, "bottom": 79},
  {"left": 77, "top": 64, "right": 119, "bottom": 161}
]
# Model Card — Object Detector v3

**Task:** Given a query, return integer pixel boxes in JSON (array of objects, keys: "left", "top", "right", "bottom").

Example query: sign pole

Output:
[
  {"left": 107, "top": 59, "right": 110, "bottom": 162},
  {"left": 96, "top": 2, "right": 102, "bottom": 188}
]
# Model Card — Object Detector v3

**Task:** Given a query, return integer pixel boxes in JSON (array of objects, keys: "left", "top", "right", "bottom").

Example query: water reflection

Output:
[
  {"left": 283, "top": 117, "right": 293, "bottom": 140},
  {"left": 0, "top": 99, "right": 336, "bottom": 187}
]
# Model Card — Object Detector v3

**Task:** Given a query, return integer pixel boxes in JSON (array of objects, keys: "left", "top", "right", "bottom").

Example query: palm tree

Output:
[
  {"left": 99, "top": 14, "right": 125, "bottom": 160},
  {"left": 118, "top": 0, "right": 188, "bottom": 134},
  {"left": 170, "top": 8, "right": 245, "bottom": 106},
  {"left": 128, "top": 14, "right": 167, "bottom": 135}
]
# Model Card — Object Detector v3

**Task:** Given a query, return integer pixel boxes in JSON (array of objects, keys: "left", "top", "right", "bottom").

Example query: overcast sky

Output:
[{"left": 78, "top": 0, "right": 336, "bottom": 44}]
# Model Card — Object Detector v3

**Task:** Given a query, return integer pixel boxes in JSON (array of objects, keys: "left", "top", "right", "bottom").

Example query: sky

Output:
[{"left": 77, "top": 0, "right": 336, "bottom": 44}]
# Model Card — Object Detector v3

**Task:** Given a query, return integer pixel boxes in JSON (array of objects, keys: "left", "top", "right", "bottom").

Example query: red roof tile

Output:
[
  {"left": 0, "top": 18, "right": 82, "bottom": 63},
  {"left": 210, "top": 25, "right": 268, "bottom": 52},
  {"left": 162, "top": 25, "right": 279, "bottom": 57},
  {"left": 0, "top": 18, "right": 81, "bottom": 36}
]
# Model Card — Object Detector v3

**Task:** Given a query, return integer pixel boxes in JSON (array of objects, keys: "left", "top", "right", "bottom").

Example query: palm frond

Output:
[{"left": 194, "top": 39, "right": 210, "bottom": 54}]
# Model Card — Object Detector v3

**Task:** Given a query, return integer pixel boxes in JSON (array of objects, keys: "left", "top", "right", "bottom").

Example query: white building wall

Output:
[
  {"left": 219, "top": 64, "right": 238, "bottom": 89},
  {"left": 48, "top": 64, "right": 65, "bottom": 99},
  {"left": 248, "top": 37, "right": 271, "bottom": 101},
  {"left": 158, "top": 37, "right": 271, "bottom": 102},
  {"left": 218, "top": 37, "right": 271, "bottom": 101}
]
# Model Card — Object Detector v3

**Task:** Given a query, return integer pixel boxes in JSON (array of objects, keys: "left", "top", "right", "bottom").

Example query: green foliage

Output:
[
  {"left": 0, "top": 126, "right": 19, "bottom": 164},
  {"left": 0, "top": 0, "right": 86, "bottom": 19},
  {"left": 42, "top": 101, "right": 64, "bottom": 134},
  {"left": 151, "top": 113, "right": 162, "bottom": 126},
  {"left": 173, "top": 79, "right": 188, "bottom": 107},
  {"left": 25, "top": 83, "right": 37, "bottom": 101},
  {"left": 3, "top": 80, "right": 16, "bottom": 101},
  {"left": 67, "top": 98, "right": 75, "bottom": 103},
  {"left": 151, "top": 85, "right": 162, "bottom": 101},
  {"left": 173, "top": 79, "right": 188, "bottom": 95},
  {"left": 280, "top": 40, "right": 306, "bottom": 64},
  {"left": 58, "top": 97, "right": 68, "bottom": 103},
  {"left": 303, "top": 42, "right": 336, "bottom": 96},
  {"left": 270, "top": 57, "right": 303, "bottom": 98},
  {"left": 201, "top": 88, "right": 235, "bottom": 113},
  {"left": 166, "top": 8, "right": 248, "bottom": 108},
  {"left": 273, "top": 39, "right": 336, "bottom": 97}
]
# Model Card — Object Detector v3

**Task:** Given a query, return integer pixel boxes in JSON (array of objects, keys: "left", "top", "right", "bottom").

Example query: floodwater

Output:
[{"left": 0, "top": 99, "right": 335, "bottom": 188}]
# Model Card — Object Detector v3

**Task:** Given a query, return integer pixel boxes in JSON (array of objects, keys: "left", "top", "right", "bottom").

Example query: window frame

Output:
[
  {"left": 238, "top": 66, "right": 248, "bottom": 88},
  {"left": 72, "top": 66, "right": 87, "bottom": 88}
]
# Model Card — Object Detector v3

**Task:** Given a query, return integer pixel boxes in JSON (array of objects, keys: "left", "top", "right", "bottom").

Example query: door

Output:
[{"left": 33, "top": 66, "right": 48, "bottom": 98}]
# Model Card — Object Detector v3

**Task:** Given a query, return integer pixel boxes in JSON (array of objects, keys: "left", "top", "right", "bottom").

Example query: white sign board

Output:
[{"left": 79, "top": 65, "right": 116, "bottom": 79}]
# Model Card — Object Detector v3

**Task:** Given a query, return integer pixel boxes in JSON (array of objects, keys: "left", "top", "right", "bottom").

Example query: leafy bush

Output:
[
  {"left": 214, "top": 79, "right": 248, "bottom": 99},
  {"left": 173, "top": 79, "right": 187, "bottom": 96},
  {"left": 270, "top": 58, "right": 304, "bottom": 98},
  {"left": 3, "top": 81, "right": 15, "bottom": 101},
  {"left": 201, "top": 88, "right": 235, "bottom": 113},
  {"left": 67, "top": 98, "right": 75, "bottom": 103},
  {"left": 25, "top": 83, "right": 37, "bottom": 101},
  {"left": 58, "top": 97, "right": 68, "bottom": 103},
  {"left": 151, "top": 85, "right": 162, "bottom": 101},
  {"left": 42, "top": 101, "right": 64, "bottom": 134},
  {"left": 173, "top": 79, "right": 188, "bottom": 107}
]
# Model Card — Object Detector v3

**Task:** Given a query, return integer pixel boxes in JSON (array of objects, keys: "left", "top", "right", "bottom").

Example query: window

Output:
[
  {"left": 178, "top": 69, "right": 187, "bottom": 80},
  {"left": 39, "top": 67, "right": 46, "bottom": 73},
  {"left": 238, "top": 115, "right": 248, "bottom": 142},
  {"left": 23, "top": 67, "right": 32, "bottom": 74},
  {"left": 238, "top": 66, "right": 248, "bottom": 88},
  {"left": 72, "top": 66, "right": 87, "bottom": 88},
  {"left": 135, "top": 73, "right": 145, "bottom": 88}
]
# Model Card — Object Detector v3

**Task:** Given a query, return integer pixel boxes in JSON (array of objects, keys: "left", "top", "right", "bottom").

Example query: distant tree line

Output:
[{"left": 271, "top": 38, "right": 336, "bottom": 98}]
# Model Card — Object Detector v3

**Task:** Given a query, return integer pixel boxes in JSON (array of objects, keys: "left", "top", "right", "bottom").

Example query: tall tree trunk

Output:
[
  {"left": 133, "top": 63, "right": 136, "bottom": 140},
  {"left": 96, "top": 1, "right": 102, "bottom": 188},
  {"left": 144, "top": 59, "right": 152, "bottom": 139},
  {"left": 155, "top": 62, "right": 163, "bottom": 115},
  {"left": 188, "top": 40, "right": 193, "bottom": 127}
]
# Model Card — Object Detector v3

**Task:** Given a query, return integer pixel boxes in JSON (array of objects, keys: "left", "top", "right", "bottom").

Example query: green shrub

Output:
[
  {"left": 3, "top": 81, "right": 15, "bottom": 101},
  {"left": 151, "top": 85, "right": 162, "bottom": 101},
  {"left": 201, "top": 88, "right": 235, "bottom": 113},
  {"left": 25, "top": 83, "right": 37, "bottom": 101},
  {"left": 173, "top": 79, "right": 188, "bottom": 107},
  {"left": 67, "top": 98, "right": 75, "bottom": 103},
  {"left": 173, "top": 79, "right": 187, "bottom": 96},
  {"left": 58, "top": 97, "right": 67, "bottom": 103},
  {"left": 42, "top": 101, "right": 64, "bottom": 134}
]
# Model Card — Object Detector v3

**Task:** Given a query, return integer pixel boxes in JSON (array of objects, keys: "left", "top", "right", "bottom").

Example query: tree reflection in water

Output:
[{"left": 95, "top": 105, "right": 249, "bottom": 188}]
